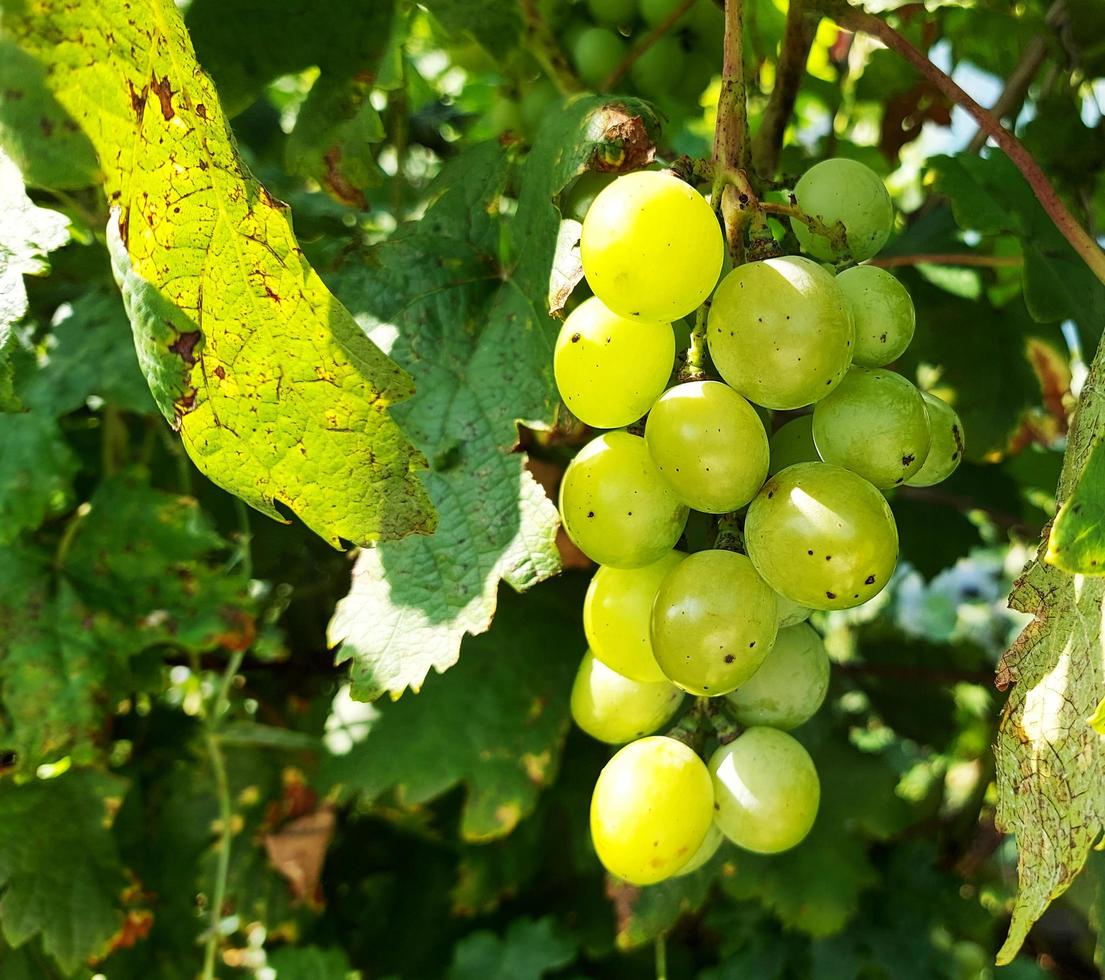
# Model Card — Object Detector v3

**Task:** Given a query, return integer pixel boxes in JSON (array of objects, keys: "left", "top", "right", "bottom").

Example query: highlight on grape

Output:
[{"left": 556, "top": 160, "right": 965, "bottom": 886}]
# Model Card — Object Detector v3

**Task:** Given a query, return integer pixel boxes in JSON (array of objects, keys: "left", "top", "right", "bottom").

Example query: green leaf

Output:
[
  {"left": 324, "top": 579, "right": 583, "bottom": 841},
  {"left": 421, "top": 0, "right": 523, "bottom": 60},
  {"left": 928, "top": 152, "right": 1105, "bottom": 342},
  {"left": 328, "top": 97, "right": 660, "bottom": 699},
  {"left": 0, "top": 412, "right": 76, "bottom": 544},
  {"left": 446, "top": 917, "right": 576, "bottom": 980},
  {"left": 1046, "top": 438, "right": 1105, "bottom": 574},
  {"left": 5, "top": 0, "right": 435, "bottom": 548},
  {"left": 994, "top": 348, "right": 1105, "bottom": 962},
  {"left": 610, "top": 858, "right": 720, "bottom": 950},
  {"left": 267, "top": 945, "right": 354, "bottom": 979},
  {"left": 0, "top": 771, "right": 128, "bottom": 973},
  {"left": 0, "top": 148, "right": 69, "bottom": 411}
]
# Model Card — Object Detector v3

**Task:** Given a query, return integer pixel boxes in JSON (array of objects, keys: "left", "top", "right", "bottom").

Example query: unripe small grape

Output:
[
  {"left": 726, "top": 623, "right": 829, "bottom": 730},
  {"left": 907, "top": 392, "right": 965, "bottom": 487},
  {"left": 791, "top": 159, "right": 894, "bottom": 262},
  {"left": 572, "top": 27, "right": 626, "bottom": 88},
  {"left": 835, "top": 265, "right": 915, "bottom": 367}
]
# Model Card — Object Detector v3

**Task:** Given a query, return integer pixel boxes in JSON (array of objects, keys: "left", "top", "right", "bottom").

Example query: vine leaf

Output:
[
  {"left": 1046, "top": 438, "right": 1105, "bottom": 574},
  {"left": 327, "top": 97, "right": 660, "bottom": 699},
  {"left": 994, "top": 335, "right": 1105, "bottom": 962},
  {"left": 0, "top": 771, "right": 128, "bottom": 973},
  {"left": 0, "top": 148, "right": 69, "bottom": 410},
  {"left": 4, "top": 0, "right": 435, "bottom": 547}
]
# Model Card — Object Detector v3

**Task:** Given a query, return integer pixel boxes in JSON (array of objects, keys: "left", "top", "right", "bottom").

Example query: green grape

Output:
[
  {"left": 584, "top": 551, "right": 685, "bottom": 682},
  {"left": 519, "top": 80, "right": 558, "bottom": 139},
  {"left": 745, "top": 462, "right": 898, "bottom": 610},
  {"left": 725, "top": 623, "right": 829, "bottom": 730},
  {"left": 835, "top": 265, "right": 915, "bottom": 367},
  {"left": 640, "top": 0, "right": 695, "bottom": 25},
  {"left": 581, "top": 171, "right": 724, "bottom": 322},
  {"left": 768, "top": 415, "right": 819, "bottom": 476},
  {"left": 590, "top": 735, "right": 714, "bottom": 884},
  {"left": 588, "top": 0, "right": 637, "bottom": 24},
  {"left": 645, "top": 381, "right": 770, "bottom": 513},
  {"left": 675, "top": 822, "right": 723, "bottom": 876},
  {"left": 630, "top": 36, "right": 686, "bottom": 97},
  {"left": 688, "top": 0, "right": 724, "bottom": 38},
  {"left": 775, "top": 591, "right": 811, "bottom": 627},
  {"left": 651, "top": 550, "right": 778, "bottom": 696},
  {"left": 706, "top": 256, "right": 854, "bottom": 410},
  {"left": 562, "top": 170, "right": 617, "bottom": 223},
  {"left": 554, "top": 297, "right": 675, "bottom": 428},
  {"left": 560, "top": 432, "right": 690, "bottom": 568},
  {"left": 709, "top": 727, "right": 820, "bottom": 853},
  {"left": 791, "top": 159, "right": 894, "bottom": 262},
  {"left": 571, "top": 650, "right": 684, "bottom": 744},
  {"left": 812, "top": 367, "right": 931, "bottom": 488},
  {"left": 907, "top": 392, "right": 965, "bottom": 487},
  {"left": 572, "top": 27, "right": 627, "bottom": 88}
]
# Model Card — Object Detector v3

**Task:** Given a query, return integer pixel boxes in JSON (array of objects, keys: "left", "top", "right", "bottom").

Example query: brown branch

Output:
[
  {"left": 870, "top": 253, "right": 1023, "bottom": 269},
  {"left": 600, "top": 0, "right": 697, "bottom": 91},
  {"left": 810, "top": 0, "right": 1105, "bottom": 287},
  {"left": 519, "top": 0, "right": 583, "bottom": 95},
  {"left": 751, "top": 0, "right": 818, "bottom": 176}
]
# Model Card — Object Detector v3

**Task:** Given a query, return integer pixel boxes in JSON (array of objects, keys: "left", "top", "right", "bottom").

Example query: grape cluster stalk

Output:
[{"left": 555, "top": 161, "right": 966, "bottom": 886}]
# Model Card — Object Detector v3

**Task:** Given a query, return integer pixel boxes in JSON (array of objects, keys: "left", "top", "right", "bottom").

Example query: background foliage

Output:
[{"left": 1, "top": 0, "right": 1105, "bottom": 976}]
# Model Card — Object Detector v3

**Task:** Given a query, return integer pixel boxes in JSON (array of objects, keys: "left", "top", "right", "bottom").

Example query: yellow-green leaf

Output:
[
  {"left": 2, "top": 0, "right": 435, "bottom": 546},
  {"left": 1047, "top": 438, "right": 1105, "bottom": 574}
]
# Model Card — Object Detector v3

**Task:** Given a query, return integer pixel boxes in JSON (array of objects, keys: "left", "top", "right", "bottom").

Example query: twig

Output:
[
  {"left": 810, "top": 0, "right": 1105, "bottom": 287},
  {"left": 655, "top": 934, "right": 668, "bottom": 980},
  {"left": 600, "top": 0, "right": 698, "bottom": 91},
  {"left": 870, "top": 253, "right": 1023, "bottom": 269},
  {"left": 519, "top": 0, "right": 583, "bottom": 95},
  {"left": 751, "top": 0, "right": 817, "bottom": 175}
]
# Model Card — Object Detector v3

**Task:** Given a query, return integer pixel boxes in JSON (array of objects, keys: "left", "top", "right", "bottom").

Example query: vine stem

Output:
[
  {"left": 655, "top": 933, "right": 668, "bottom": 980},
  {"left": 600, "top": 0, "right": 697, "bottom": 90},
  {"left": 870, "top": 253, "right": 1023, "bottom": 269},
  {"left": 810, "top": 0, "right": 1105, "bottom": 287}
]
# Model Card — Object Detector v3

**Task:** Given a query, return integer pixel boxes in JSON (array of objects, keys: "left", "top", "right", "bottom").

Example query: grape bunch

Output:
[{"left": 555, "top": 161, "right": 965, "bottom": 886}]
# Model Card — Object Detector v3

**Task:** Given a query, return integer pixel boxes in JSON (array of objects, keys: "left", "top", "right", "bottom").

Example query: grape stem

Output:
[
  {"left": 600, "top": 0, "right": 699, "bottom": 91},
  {"left": 808, "top": 0, "right": 1105, "bottom": 288},
  {"left": 870, "top": 253, "right": 1023, "bottom": 269}
]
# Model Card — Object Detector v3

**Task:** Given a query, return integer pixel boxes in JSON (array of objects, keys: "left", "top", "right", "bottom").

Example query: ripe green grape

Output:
[
  {"left": 725, "top": 623, "right": 829, "bottom": 730},
  {"left": 645, "top": 381, "right": 770, "bottom": 513},
  {"left": 581, "top": 171, "right": 724, "bottom": 322},
  {"left": 590, "top": 736, "right": 714, "bottom": 884},
  {"left": 560, "top": 432, "right": 690, "bottom": 568},
  {"left": 554, "top": 297, "right": 675, "bottom": 429},
  {"left": 571, "top": 650, "right": 684, "bottom": 744},
  {"left": 775, "top": 591, "right": 811, "bottom": 627},
  {"left": 630, "top": 36, "right": 686, "bottom": 97},
  {"left": 768, "top": 415, "right": 819, "bottom": 476},
  {"left": 651, "top": 551, "right": 777, "bottom": 696},
  {"left": 710, "top": 727, "right": 820, "bottom": 853},
  {"left": 675, "top": 822, "right": 723, "bottom": 876},
  {"left": 707, "top": 256, "right": 854, "bottom": 410},
  {"left": 640, "top": 0, "right": 696, "bottom": 25},
  {"left": 584, "top": 551, "right": 685, "bottom": 682},
  {"left": 572, "top": 27, "right": 627, "bottom": 88},
  {"left": 812, "top": 368, "right": 931, "bottom": 488},
  {"left": 907, "top": 392, "right": 965, "bottom": 487},
  {"left": 791, "top": 159, "right": 894, "bottom": 262},
  {"left": 835, "top": 265, "right": 915, "bottom": 367},
  {"left": 588, "top": 0, "right": 637, "bottom": 24},
  {"left": 745, "top": 462, "right": 899, "bottom": 610},
  {"left": 562, "top": 171, "right": 616, "bottom": 223}
]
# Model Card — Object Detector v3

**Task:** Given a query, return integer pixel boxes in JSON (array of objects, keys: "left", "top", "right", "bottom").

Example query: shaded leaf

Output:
[
  {"left": 268, "top": 945, "right": 354, "bottom": 979},
  {"left": 1046, "top": 438, "right": 1105, "bottom": 574},
  {"left": 446, "top": 917, "right": 576, "bottom": 980}
]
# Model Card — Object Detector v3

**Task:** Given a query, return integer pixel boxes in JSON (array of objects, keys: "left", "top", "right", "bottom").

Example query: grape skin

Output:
[
  {"left": 706, "top": 256, "right": 854, "bottom": 410},
  {"left": 651, "top": 550, "right": 778, "bottom": 696},
  {"left": 645, "top": 380, "right": 770, "bottom": 513},
  {"left": 907, "top": 392, "right": 965, "bottom": 487},
  {"left": 571, "top": 650, "right": 684, "bottom": 744},
  {"left": 571, "top": 27, "right": 626, "bottom": 88},
  {"left": 835, "top": 265, "right": 915, "bottom": 367},
  {"left": 744, "top": 462, "right": 899, "bottom": 611},
  {"left": 630, "top": 36, "right": 686, "bottom": 97},
  {"left": 775, "top": 591, "right": 812, "bottom": 627},
  {"left": 583, "top": 551, "right": 685, "bottom": 683},
  {"left": 554, "top": 297, "right": 675, "bottom": 429},
  {"left": 581, "top": 171, "right": 724, "bottom": 322},
  {"left": 768, "top": 414, "right": 819, "bottom": 477},
  {"left": 590, "top": 736, "right": 715, "bottom": 884},
  {"left": 725, "top": 623, "right": 829, "bottom": 730},
  {"left": 791, "top": 159, "right": 894, "bottom": 262},
  {"left": 812, "top": 367, "right": 932, "bottom": 488},
  {"left": 709, "top": 727, "right": 820, "bottom": 854},
  {"left": 560, "top": 432, "right": 690, "bottom": 568},
  {"left": 674, "top": 822, "right": 724, "bottom": 876}
]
